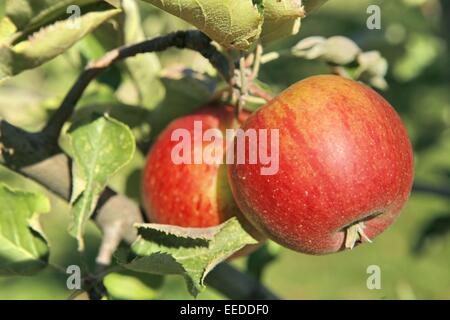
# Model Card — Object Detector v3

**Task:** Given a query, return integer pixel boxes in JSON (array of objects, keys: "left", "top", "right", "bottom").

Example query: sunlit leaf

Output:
[
  {"left": 0, "top": 184, "right": 50, "bottom": 275},
  {"left": 4, "top": 0, "right": 102, "bottom": 42},
  {"left": 118, "top": 218, "right": 258, "bottom": 297},
  {"left": 0, "top": 17, "right": 16, "bottom": 43},
  {"left": 68, "top": 115, "right": 135, "bottom": 250},
  {"left": 140, "top": 0, "right": 264, "bottom": 50},
  {"left": 260, "top": 0, "right": 304, "bottom": 44},
  {"left": 0, "top": 8, "right": 120, "bottom": 82}
]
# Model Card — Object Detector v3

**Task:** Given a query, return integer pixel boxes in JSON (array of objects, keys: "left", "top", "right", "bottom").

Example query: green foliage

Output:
[
  {"left": 0, "top": 0, "right": 449, "bottom": 300},
  {"left": 68, "top": 115, "right": 135, "bottom": 250},
  {"left": 4, "top": 0, "right": 99, "bottom": 34},
  {"left": 260, "top": 0, "right": 304, "bottom": 44},
  {"left": 118, "top": 218, "right": 258, "bottom": 297},
  {"left": 0, "top": 3, "right": 120, "bottom": 81},
  {"left": 140, "top": 0, "right": 263, "bottom": 50},
  {"left": 140, "top": 0, "right": 310, "bottom": 50},
  {"left": 0, "top": 184, "right": 50, "bottom": 275}
]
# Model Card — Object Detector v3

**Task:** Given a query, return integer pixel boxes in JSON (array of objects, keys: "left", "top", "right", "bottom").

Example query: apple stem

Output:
[{"left": 344, "top": 222, "right": 372, "bottom": 250}]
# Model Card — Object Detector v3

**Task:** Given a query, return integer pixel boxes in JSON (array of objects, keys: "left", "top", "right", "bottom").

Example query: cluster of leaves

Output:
[
  {"left": 0, "top": 184, "right": 50, "bottom": 276},
  {"left": 0, "top": 0, "right": 121, "bottom": 81},
  {"left": 2, "top": 0, "right": 317, "bottom": 298},
  {"left": 141, "top": 0, "right": 313, "bottom": 50},
  {"left": 117, "top": 219, "right": 257, "bottom": 296}
]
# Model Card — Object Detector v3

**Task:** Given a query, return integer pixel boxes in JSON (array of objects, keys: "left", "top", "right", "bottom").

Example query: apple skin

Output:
[
  {"left": 141, "top": 105, "right": 264, "bottom": 253},
  {"left": 227, "top": 75, "right": 414, "bottom": 255}
]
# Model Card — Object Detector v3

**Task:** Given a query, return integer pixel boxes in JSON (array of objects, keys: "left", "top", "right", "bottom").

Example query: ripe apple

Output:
[
  {"left": 141, "top": 105, "right": 264, "bottom": 253},
  {"left": 227, "top": 75, "right": 414, "bottom": 255}
]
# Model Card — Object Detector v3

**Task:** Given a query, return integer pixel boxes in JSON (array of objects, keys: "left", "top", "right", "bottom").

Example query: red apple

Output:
[
  {"left": 227, "top": 75, "right": 414, "bottom": 255},
  {"left": 142, "top": 105, "right": 263, "bottom": 253}
]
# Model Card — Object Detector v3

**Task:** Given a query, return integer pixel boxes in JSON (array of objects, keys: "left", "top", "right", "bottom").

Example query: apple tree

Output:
[{"left": 0, "top": 0, "right": 448, "bottom": 300}]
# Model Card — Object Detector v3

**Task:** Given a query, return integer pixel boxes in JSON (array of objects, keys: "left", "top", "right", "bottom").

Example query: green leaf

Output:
[
  {"left": 118, "top": 218, "right": 258, "bottom": 297},
  {"left": 261, "top": 0, "right": 304, "bottom": 44},
  {"left": 140, "top": 0, "right": 264, "bottom": 50},
  {"left": 0, "top": 17, "right": 16, "bottom": 43},
  {"left": 0, "top": 8, "right": 121, "bottom": 82},
  {"left": 68, "top": 115, "right": 135, "bottom": 250},
  {"left": 4, "top": 0, "right": 101, "bottom": 41},
  {"left": 104, "top": 271, "right": 164, "bottom": 300},
  {"left": 0, "top": 184, "right": 50, "bottom": 276}
]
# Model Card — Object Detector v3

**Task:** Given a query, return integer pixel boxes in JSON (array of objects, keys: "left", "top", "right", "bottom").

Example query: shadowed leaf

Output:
[
  {"left": 0, "top": 7, "right": 120, "bottom": 82},
  {"left": 260, "top": 0, "right": 304, "bottom": 44}
]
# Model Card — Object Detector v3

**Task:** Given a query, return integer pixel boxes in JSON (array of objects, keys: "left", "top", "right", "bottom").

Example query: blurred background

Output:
[{"left": 0, "top": 0, "right": 449, "bottom": 299}]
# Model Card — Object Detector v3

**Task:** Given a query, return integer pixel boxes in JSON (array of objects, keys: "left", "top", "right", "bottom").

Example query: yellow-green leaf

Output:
[
  {"left": 0, "top": 8, "right": 120, "bottom": 82},
  {"left": 261, "top": 0, "right": 305, "bottom": 44},
  {"left": 0, "top": 184, "right": 50, "bottom": 276},
  {"left": 141, "top": 0, "right": 264, "bottom": 50},
  {"left": 68, "top": 115, "right": 135, "bottom": 251},
  {"left": 118, "top": 218, "right": 258, "bottom": 297}
]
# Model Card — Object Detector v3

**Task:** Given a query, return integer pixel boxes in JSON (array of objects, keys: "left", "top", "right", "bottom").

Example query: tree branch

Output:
[{"left": 42, "top": 30, "right": 231, "bottom": 142}]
